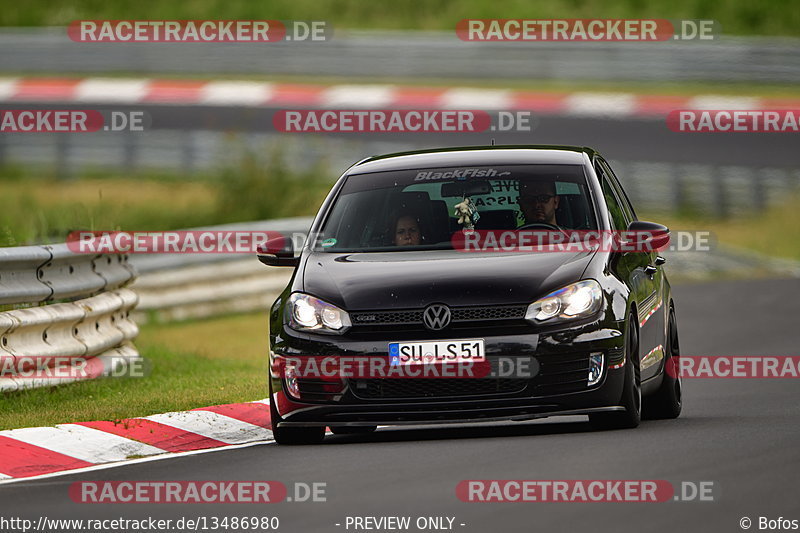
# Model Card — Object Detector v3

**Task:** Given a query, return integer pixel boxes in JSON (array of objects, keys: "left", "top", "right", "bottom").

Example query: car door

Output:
[{"left": 598, "top": 158, "right": 666, "bottom": 381}]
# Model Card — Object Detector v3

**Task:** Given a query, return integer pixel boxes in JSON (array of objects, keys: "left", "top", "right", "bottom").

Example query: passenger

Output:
[{"left": 392, "top": 213, "right": 422, "bottom": 246}]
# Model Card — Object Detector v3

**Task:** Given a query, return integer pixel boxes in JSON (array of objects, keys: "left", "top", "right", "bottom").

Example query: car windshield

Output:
[{"left": 314, "top": 164, "right": 597, "bottom": 252}]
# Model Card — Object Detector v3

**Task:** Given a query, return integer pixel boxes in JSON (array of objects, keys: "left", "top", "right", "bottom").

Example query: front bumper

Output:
[{"left": 269, "top": 319, "right": 627, "bottom": 427}]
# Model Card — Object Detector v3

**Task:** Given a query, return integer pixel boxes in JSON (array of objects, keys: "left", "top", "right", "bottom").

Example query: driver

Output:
[{"left": 518, "top": 180, "right": 560, "bottom": 226}]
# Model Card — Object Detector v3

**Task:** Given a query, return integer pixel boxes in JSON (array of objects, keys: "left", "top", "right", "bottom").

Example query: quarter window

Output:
[
  {"left": 599, "top": 159, "right": 637, "bottom": 222},
  {"left": 596, "top": 162, "right": 629, "bottom": 230}
]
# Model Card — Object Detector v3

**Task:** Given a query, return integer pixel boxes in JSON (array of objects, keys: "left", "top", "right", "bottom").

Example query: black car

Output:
[{"left": 260, "top": 145, "right": 682, "bottom": 444}]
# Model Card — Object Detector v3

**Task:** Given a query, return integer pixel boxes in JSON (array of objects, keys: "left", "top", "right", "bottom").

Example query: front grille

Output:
[
  {"left": 350, "top": 304, "right": 527, "bottom": 330},
  {"left": 608, "top": 347, "right": 625, "bottom": 367},
  {"left": 350, "top": 377, "right": 528, "bottom": 400},
  {"left": 350, "top": 310, "right": 423, "bottom": 326},
  {"left": 348, "top": 352, "right": 599, "bottom": 400},
  {"left": 532, "top": 353, "right": 592, "bottom": 395},
  {"left": 451, "top": 306, "right": 526, "bottom": 321},
  {"left": 295, "top": 378, "right": 346, "bottom": 401}
]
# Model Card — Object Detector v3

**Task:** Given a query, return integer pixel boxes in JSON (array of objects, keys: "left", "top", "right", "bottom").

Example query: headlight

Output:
[
  {"left": 525, "top": 280, "right": 604, "bottom": 324},
  {"left": 286, "top": 293, "right": 351, "bottom": 334}
]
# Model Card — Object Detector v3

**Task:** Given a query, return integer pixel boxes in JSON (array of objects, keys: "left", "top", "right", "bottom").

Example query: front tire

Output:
[
  {"left": 643, "top": 306, "right": 682, "bottom": 420},
  {"left": 590, "top": 313, "right": 641, "bottom": 430}
]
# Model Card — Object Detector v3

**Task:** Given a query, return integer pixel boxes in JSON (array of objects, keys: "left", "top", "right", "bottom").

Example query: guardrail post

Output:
[
  {"left": 181, "top": 132, "right": 195, "bottom": 175},
  {"left": 671, "top": 164, "right": 685, "bottom": 212},
  {"left": 55, "top": 133, "right": 72, "bottom": 180},
  {"left": 712, "top": 166, "right": 728, "bottom": 218},
  {"left": 123, "top": 132, "right": 138, "bottom": 172},
  {"left": 752, "top": 168, "right": 765, "bottom": 212}
]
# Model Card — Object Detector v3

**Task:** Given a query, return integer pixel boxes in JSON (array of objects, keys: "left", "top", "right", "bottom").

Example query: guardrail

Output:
[
  {"left": 2, "top": 128, "right": 796, "bottom": 216},
  {"left": 1, "top": 29, "right": 799, "bottom": 83},
  {"left": 129, "top": 217, "right": 312, "bottom": 322},
  {"left": 0, "top": 244, "right": 139, "bottom": 391}
]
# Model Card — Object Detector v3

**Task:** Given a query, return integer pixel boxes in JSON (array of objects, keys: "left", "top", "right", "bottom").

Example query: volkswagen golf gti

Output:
[{"left": 259, "top": 145, "right": 682, "bottom": 444}]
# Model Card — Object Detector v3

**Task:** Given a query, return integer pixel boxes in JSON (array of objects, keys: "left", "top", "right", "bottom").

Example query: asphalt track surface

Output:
[
  {"left": 7, "top": 103, "right": 800, "bottom": 168},
  {"left": 2, "top": 277, "right": 799, "bottom": 533}
]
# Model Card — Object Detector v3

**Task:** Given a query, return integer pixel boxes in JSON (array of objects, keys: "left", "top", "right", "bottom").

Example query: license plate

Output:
[{"left": 388, "top": 339, "right": 485, "bottom": 366}]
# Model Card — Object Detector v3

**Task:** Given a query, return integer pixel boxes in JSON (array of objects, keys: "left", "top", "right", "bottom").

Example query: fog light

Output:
[
  {"left": 285, "top": 364, "right": 300, "bottom": 399},
  {"left": 588, "top": 352, "right": 604, "bottom": 386}
]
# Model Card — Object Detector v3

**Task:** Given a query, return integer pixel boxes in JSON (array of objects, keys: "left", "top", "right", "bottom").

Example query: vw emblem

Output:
[{"left": 423, "top": 304, "right": 451, "bottom": 331}]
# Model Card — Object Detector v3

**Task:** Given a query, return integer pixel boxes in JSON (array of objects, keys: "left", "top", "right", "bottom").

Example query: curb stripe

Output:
[
  {"left": 441, "top": 88, "right": 511, "bottom": 109},
  {"left": 688, "top": 95, "right": 761, "bottom": 110},
  {"left": 511, "top": 92, "right": 567, "bottom": 113},
  {"left": 392, "top": 87, "right": 448, "bottom": 107},
  {"left": 144, "top": 410, "right": 272, "bottom": 444},
  {"left": 2, "top": 77, "right": 797, "bottom": 119},
  {"left": 0, "top": 424, "right": 165, "bottom": 463},
  {"left": 266, "top": 83, "right": 325, "bottom": 106},
  {"left": 0, "top": 440, "right": 271, "bottom": 485},
  {"left": 10, "top": 78, "right": 79, "bottom": 101},
  {"left": 0, "top": 435, "right": 94, "bottom": 478},
  {"left": 75, "top": 78, "right": 149, "bottom": 103},
  {"left": 143, "top": 80, "right": 207, "bottom": 103},
  {"left": 762, "top": 97, "right": 800, "bottom": 109},
  {"left": 322, "top": 85, "right": 395, "bottom": 108},
  {"left": 634, "top": 95, "right": 693, "bottom": 116},
  {"left": 192, "top": 401, "right": 271, "bottom": 428},
  {"left": 77, "top": 419, "right": 229, "bottom": 452},
  {"left": 201, "top": 81, "right": 273, "bottom": 105},
  {"left": 0, "top": 78, "right": 19, "bottom": 100},
  {"left": 565, "top": 92, "right": 636, "bottom": 117},
  {"left": 0, "top": 400, "right": 273, "bottom": 480}
]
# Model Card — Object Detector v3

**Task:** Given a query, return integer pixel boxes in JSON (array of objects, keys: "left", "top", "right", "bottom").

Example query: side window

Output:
[
  {"left": 596, "top": 161, "right": 628, "bottom": 231},
  {"left": 600, "top": 159, "right": 637, "bottom": 222}
]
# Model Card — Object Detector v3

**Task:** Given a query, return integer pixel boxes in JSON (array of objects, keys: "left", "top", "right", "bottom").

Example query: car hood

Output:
[{"left": 302, "top": 250, "right": 596, "bottom": 310}]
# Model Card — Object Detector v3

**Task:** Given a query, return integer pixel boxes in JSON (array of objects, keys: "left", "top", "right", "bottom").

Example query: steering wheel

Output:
[{"left": 517, "top": 222, "right": 562, "bottom": 231}]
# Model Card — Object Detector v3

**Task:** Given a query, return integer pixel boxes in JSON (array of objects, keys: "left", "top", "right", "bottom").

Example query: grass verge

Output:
[
  {"left": 1, "top": 0, "right": 799, "bottom": 37},
  {"left": 0, "top": 147, "right": 333, "bottom": 246},
  {"left": 641, "top": 193, "right": 800, "bottom": 262}
]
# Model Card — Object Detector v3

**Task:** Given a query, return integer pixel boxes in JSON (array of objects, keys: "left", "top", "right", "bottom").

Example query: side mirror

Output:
[
  {"left": 621, "top": 221, "right": 670, "bottom": 253},
  {"left": 257, "top": 236, "right": 299, "bottom": 267}
]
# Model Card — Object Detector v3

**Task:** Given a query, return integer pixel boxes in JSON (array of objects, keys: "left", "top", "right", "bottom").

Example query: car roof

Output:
[{"left": 347, "top": 145, "right": 598, "bottom": 175}]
